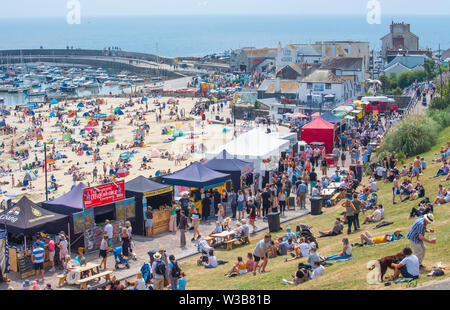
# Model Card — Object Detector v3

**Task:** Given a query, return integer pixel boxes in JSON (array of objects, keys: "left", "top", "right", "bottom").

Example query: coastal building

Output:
[
  {"left": 230, "top": 47, "right": 277, "bottom": 73},
  {"left": 319, "top": 57, "right": 365, "bottom": 95},
  {"left": 275, "top": 63, "right": 318, "bottom": 80},
  {"left": 380, "top": 22, "right": 425, "bottom": 62},
  {"left": 383, "top": 55, "right": 426, "bottom": 76},
  {"left": 276, "top": 41, "right": 370, "bottom": 71},
  {"left": 257, "top": 78, "right": 299, "bottom": 100},
  {"left": 255, "top": 97, "right": 304, "bottom": 121},
  {"left": 298, "top": 69, "right": 354, "bottom": 105}
]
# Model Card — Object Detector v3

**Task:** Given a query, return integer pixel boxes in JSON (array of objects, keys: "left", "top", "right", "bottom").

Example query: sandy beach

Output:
[{"left": 0, "top": 95, "right": 247, "bottom": 203}]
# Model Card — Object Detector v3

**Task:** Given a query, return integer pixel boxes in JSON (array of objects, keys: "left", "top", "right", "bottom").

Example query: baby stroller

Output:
[
  {"left": 196, "top": 240, "right": 212, "bottom": 266},
  {"left": 298, "top": 223, "right": 319, "bottom": 249},
  {"left": 113, "top": 246, "right": 130, "bottom": 269}
]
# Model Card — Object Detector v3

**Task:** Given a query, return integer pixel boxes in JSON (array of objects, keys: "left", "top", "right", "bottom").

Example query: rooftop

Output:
[
  {"left": 301, "top": 69, "right": 345, "bottom": 84},
  {"left": 320, "top": 57, "right": 363, "bottom": 71}
]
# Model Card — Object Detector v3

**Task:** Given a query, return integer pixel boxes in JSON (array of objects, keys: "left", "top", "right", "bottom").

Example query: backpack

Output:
[
  {"left": 155, "top": 260, "right": 166, "bottom": 276},
  {"left": 171, "top": 261, "right": 181, "bottom": 278}
]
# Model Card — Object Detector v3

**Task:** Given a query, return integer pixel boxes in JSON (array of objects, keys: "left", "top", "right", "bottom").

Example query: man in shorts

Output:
[
  {"left": 252, "top": 234, "right": 272, "bottom": 275},
  {"left": 412, "top": 156, "right": 421, "bottom": 181},
  {"left": 32, "top": 244, "right": 45, "bottom": 282}
]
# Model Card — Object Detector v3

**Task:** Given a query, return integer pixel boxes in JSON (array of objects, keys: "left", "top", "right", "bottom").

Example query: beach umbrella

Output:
[
  {"left": 120, "top": 152, "right": 131, "bottom": 160},
  {"left": 83, "top": 112, "right": 90, "bottom": 117},
  {"left": 23, "top": 171, "right": 37, "bottom": 182},
  {"left": 50, "top": 99, "right": 59, "bottom": 105},
  {"left": 77, "top": 102, "right": 84, "bottom": 107},
  {"left": 0, "top": 121, "right": 6, "bottom": 127},
  {"left": 88, "top": 120, "right": 98, "bottom": 126},
  {"left": 290, "top": 112, "right": 307, "bottom": 118}
]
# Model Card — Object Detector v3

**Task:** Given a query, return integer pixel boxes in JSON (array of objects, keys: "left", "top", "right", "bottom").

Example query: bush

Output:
[
  {"left": 427, "top": 107, "right": 450, "bottom": 129},
  {"left": 429, "top": 96, "right": 450, "bottom": 110},
  {"left": 378, "top": 115, "right": 440, "bottom": 157}
]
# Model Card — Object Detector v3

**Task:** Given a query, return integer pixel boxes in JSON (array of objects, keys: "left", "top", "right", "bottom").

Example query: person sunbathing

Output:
[
  {"left": 324, "top": 238, "right": 352, "bottom": 261},
  {"left": 224, "top": 256, "right": 247, "bottom": 277},
  {"left": 355, "top": 231, "right": 394, "bottom": 246},
  {"left": 318, "top": 218, "right": 343, "bottom": 237}
]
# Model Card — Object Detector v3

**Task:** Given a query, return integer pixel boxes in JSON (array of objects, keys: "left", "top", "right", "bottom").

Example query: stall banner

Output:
[
  {"left": 144, "top": 186, "right": 173, "bottom": 198},
  {"left": 83, "top": 209, "right": 95, "bottom": 230},
  {"left": 83, "top": 180, "right": 125, "bottom": 209},
  {"left": 0, "top": 231, "right": 9, "bottom": 274},
  {"left": 73, "top": 211, "right": 85, "bottom": 234},
  {"left": 115, "top": 201, "right": 126, "bottom": 221},
  {"left": 125, "top": 198, "right": 135, "bottom": 219},
  {"left": 85, "top": 221, "right": 123, "bottom": 254}
]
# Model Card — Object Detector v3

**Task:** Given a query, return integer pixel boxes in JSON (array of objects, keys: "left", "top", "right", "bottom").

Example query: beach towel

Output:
[{"left": 335, "top": 257, "right": 354, "bottom": 263}]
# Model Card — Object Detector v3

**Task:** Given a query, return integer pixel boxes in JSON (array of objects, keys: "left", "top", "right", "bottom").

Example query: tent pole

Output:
[
  {"left": 24, "top": 235, "right": 27, "bottom": 250},
  {"left": 68, "top": 223, "right": 71, "bottom": 254}
]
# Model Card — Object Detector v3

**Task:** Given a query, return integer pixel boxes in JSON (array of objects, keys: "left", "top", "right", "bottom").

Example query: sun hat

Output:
[
  {"left": 394, "top": 228, "right": 402, "bottom": 233},
  {"left": 424, "top": 213, "right": 434, "bottom": 223},
  {"left": 153, "top": 252, "right": 162, "bottom": 260}
]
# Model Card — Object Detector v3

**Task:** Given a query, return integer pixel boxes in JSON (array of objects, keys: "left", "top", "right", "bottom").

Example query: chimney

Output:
[
  {"left": 331, "top": 67, "right": 336, "bottom": 75},
  {"left": 275, "top": 78, "right": 281, "bottom": 93}
]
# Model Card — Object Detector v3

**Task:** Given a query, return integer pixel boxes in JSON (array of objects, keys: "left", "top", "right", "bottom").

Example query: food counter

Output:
[{"left": 152, "top": 208, "right": 171, "bottom": 234}]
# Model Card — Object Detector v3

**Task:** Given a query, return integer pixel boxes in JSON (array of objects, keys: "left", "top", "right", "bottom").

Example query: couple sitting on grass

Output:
[{"left": 224, "top": 253, "right": 255, "bottom": 277}]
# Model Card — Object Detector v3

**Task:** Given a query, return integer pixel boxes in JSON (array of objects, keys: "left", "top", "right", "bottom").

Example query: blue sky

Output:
[{"left": 1, "top": 0, "right": 449, "bottom": 18}]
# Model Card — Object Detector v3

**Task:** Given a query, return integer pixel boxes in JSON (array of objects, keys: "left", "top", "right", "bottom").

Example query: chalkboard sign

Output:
[{"left": 17, "top": 253, "right": 33, "bottom": 276}]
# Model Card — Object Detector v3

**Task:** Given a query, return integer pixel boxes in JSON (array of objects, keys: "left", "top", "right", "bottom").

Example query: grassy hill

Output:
[{"left": 180, "top": 127, "right": 450, "bottom": 290}]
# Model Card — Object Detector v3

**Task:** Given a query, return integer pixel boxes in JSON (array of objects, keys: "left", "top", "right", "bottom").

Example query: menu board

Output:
[
  {"left": 115, "top": 198, "right": 135, "bottom": 220},
  {"left": 116, "top": 201, "right": 126, "bottom": 221}
]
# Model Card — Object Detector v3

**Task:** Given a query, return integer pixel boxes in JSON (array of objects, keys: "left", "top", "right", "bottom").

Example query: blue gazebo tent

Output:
[{"left": 161, "top": 162, "right": 230, "bottom": 189}]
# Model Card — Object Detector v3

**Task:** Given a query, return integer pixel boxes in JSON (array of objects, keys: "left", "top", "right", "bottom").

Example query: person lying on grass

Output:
[
  {"left": 318, "top": 218, "right": 343, "bottom": 237},
  {"left": 324, "top": 238, "right": 352, "bottom": 261},
  {"left": 354, "top": 231, "right": 394, "bottom": 246}
]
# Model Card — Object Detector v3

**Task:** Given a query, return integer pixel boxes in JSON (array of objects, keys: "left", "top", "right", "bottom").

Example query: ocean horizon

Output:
[{"left": 0, "top": 14, "right": 448, "bottom": 57}]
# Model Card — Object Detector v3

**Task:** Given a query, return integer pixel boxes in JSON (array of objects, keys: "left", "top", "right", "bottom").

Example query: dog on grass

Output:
[{"left": 367, "top": 252, "right": 406, "bottom": 282}]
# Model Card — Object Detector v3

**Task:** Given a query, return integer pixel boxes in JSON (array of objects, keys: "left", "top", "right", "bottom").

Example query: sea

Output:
[{"left": 0, "top": 15, "right": 449, "bottom": 58}]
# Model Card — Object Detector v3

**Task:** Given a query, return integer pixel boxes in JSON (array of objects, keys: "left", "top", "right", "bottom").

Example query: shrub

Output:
[
  {"left": 427, "top": 107, "right": 450, "bottom": 129},
  {"left": 378, "top": 115, "right": 440, "bottom": 157},
  {"left": 429, "top": 96, "right": 450, "bottom": 111}
]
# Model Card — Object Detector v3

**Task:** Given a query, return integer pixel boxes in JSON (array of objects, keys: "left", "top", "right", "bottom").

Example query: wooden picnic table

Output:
[
  {"left": 322, "top": 188, "right": 336, "bottom": 197},
  {"left": 211, "top": 231, "right": 236, "bottom": 243},
  {"left": 65, "top": 262, "right": 101, "bottom": 285}
]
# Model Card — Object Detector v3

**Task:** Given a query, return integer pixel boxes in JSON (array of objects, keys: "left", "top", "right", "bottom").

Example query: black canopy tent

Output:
[
  {"left": 125, "top": 176, "right": 173, "bottom": 236},
  {"left": 203, "top": 150, "right": 254, "bottom": 192},
  {"left": 0, "top": 196, "right": 68, "bottom": 248}
]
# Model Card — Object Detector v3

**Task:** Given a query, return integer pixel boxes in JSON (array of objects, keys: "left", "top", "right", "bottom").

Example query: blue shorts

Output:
[
  {"left": 412, "top": 167, "right": 420, "bottom": 176},
  {"left": 237, "top": 201, "right": 244, "bottom": 211},
  {"left": 400, "top": 266, "right": 418, "bottom": 279}
]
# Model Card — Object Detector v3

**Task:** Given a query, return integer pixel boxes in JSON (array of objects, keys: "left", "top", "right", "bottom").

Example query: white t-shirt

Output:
[
  {"left": 136, "top": 278, "right": 147, "bottom": 290},
  {"left": 299, "top": 242, "right": 311, "bottom": 257},
  {"left": 207, "top": 255, "right": 218, "bottom": 267},
  {"left": 310, "top": 265, "right": 325, "bottom": 279},
  {"left": 372, "top": 209, "right": 382, "bottom": 222},
  {"left": 59, "top": 240, "right": 68, "bottom": 252},
  {"left": 104, "top": 224, "right": 113, "bottom": 239},
  {"left": 399, "top": 255, "right": 420, "bottom": 277}
]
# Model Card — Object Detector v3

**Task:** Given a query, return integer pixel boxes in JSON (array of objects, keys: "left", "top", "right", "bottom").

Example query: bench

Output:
[
  {"left": 56, "top": 274, "right": 66, "bottom": 287},
  {"left": 225, "top": 239, "right": 238, "bottom": 250},
  {"left": 330, "top": 192, "right": 342, "bottom": 206},
  {"left": 240, "top": 235, "right": 250, "bottom": 244},
  {"left": 203, "top": 237, "right": 215, "bottom": 246},
  {"left": 77, "top": 271, "right": 112, "bottom": 290}
]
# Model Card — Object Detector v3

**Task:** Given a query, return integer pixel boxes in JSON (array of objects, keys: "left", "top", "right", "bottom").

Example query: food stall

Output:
[
  {"left": 161, "top": 162, "right": 231, "bottom": 216},
  {"left": 125, "top": 176, "right": 173, "bottom": 236},
  {"left": 41, "top": 181, "right": 135, "bottom": 254},
  {"left": 0, "top": 196, "right": 69, "bottom": 278}
]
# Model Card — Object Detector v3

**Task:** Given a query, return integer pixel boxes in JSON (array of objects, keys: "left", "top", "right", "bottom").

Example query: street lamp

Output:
[{"left": 44, "top": 142, "right": 48, "bottom": 201}]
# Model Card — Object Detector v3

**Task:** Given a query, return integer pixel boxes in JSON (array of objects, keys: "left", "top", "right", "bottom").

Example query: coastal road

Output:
[{"left": 410, "top": 279, "right": 450, "bottom": 290}]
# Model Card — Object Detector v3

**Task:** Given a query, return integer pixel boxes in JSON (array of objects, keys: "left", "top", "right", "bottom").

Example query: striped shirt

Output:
[
  {"left": 32, "top": 247, "right": 45, "bottom": 263},
  {"left": 407, "top": 217, "right": 426, "bottom": 244}
]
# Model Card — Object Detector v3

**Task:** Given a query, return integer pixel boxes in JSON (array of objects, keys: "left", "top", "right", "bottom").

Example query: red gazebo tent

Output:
[{"left": 301, "top": 117, "right": 336, "bottom": 153}]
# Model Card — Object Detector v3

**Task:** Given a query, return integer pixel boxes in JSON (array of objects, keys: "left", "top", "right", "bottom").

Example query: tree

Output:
[
  {"left": 378, "top": 75, "right": 391, "bottom": 94},
  {"left": 392, "top": 87, "right": 403, "bottom": 96},
  {"left": 424, "top": 59, "right": 435, "bottom": 80}
]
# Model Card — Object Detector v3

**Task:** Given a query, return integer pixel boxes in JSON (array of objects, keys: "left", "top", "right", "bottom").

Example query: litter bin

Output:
[
  {"left": 267, "top": 212, "right": 281, "bottom": 232},
  {"left": 310, "top": 196, "right": 323, "bottom": 215}
]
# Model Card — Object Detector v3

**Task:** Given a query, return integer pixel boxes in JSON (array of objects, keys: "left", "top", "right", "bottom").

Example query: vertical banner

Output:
[
  {"left": 0, "top": 231, "right": 9, "bottom": 275},
  {"left": 115, "top": 200, "right": 126, "bottom": 221},
  {"left": 83, "top": 209, "right": 95, "bottom": 230},
  {"left": 73, "top": 211, "right": 85, "bottom": 234},
  {"left": 125, "top": 198, "right": 135, "bottom": 219}
]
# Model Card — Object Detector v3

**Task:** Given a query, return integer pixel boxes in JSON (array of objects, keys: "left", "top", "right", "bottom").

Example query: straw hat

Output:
[
  {"left": 394, "top": 228, "right": 402, "bottom": 233},
  {"left": 153, "top": 252, "right": 162, "bottom": 260},
  {"left": 424, "top": 213, "right": 434, "bottom": 223},
  {"left": 224, "top": 217, "right": 231, "bottom": 223}
]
